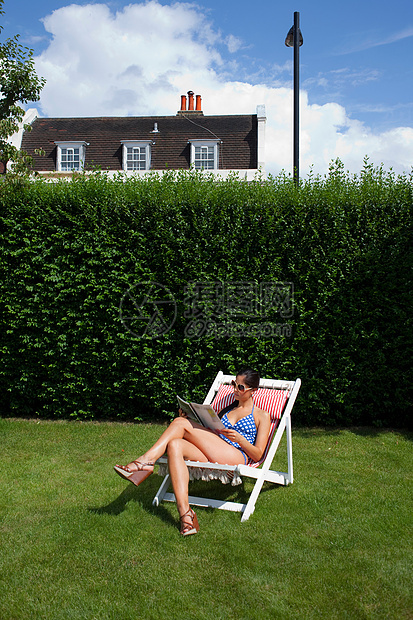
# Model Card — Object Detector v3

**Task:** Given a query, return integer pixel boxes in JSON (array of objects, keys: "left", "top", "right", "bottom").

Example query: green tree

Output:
[{"left": 0, "top": 0, "right": 45, "bottom": 173}]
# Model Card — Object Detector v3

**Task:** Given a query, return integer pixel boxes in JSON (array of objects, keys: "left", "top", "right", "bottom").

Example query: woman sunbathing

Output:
[{"left": 114, "top": 368, "right": 270, "bottom": 536}]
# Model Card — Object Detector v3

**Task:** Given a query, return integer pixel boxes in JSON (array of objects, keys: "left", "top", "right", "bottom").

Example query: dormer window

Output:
[
  {"left": 54, "top": 141, "right": 87, "bottom": 172},
  {"left": 121, "top": 140, "right": 152, "bottom": 171},
  {"left": 189, "top": 139, "right": 220, "bottom": 170}
]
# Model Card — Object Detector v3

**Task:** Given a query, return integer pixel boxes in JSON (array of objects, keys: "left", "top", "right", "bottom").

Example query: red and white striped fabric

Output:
[{"left": 211, "top": 384, "right": 290, "bottom": 467}]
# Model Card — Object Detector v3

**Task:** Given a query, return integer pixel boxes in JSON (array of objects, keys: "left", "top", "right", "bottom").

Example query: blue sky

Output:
[{"left": 2, "top": 0, "right": 413, "bottom": 175}]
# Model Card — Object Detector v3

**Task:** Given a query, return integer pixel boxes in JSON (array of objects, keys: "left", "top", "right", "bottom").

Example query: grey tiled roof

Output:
[{"left": 21, "top": 114, "right": 258, "bottom": 171}]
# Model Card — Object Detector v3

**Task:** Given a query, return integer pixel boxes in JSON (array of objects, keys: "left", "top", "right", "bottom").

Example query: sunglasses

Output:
[{"left": 231, "top": 380, "right": 253, "bottom": 393}]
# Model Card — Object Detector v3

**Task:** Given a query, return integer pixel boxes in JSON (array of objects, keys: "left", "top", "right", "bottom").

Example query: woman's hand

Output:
[
  {"left": 219, "top": 428, "right": 243, "bottom": 444},
  {"left": 178, "top": 408, "right": 188, "bottom": 418}
]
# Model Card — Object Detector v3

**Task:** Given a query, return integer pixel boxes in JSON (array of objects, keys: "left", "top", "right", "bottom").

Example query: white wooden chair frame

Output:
[{"left": 152, "top": 371, "right": 301, "bottom": 522}]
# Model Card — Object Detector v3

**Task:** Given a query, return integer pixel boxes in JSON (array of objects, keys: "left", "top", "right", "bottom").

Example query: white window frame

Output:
[
  {"left": 54, "top": 141, "right": 87, "bottom": 172},
  {"left": 121, "top": 140, "right": 152, "bottom": 171},
  {"left": 189, "top": 139, "right": 220, "bottom": 170}
]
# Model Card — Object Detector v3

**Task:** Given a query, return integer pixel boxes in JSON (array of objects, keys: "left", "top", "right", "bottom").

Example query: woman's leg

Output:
[
  {"left": 118, "top": 416, "right": 247, "bottom": 533},
  {"left": 166, "top": 433, "right": 246, "bottom": 532},
  {"left": 123, "top": 417, "right": 206, "bottom": 470},
  {"left": 126, "top": 416, "right": 248, "bottom": 470},
  {"left": 166, "top": 438, "right": 209, "bottom": 517}
]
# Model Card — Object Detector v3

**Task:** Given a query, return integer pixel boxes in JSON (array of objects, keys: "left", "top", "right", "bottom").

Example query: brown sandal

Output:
[
  {"left": 180, "top": 508, "right": 199, "bottom": 536},
  {"left": 114, "top": 461, "right": 154, "bottom": 487}
]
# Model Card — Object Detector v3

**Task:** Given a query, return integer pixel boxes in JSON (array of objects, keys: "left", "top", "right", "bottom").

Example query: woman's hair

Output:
[{"left": 236, "top": 368, "right": 260, "bottom": 389}]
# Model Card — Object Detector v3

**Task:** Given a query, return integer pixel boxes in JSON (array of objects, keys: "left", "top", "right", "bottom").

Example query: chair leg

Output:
[
  {"left": 152, "top": 474, "right": 170, "bottom": 507},
  {"left": 286, "top": 414, "right": 293, "bottom": 484},
  {"left": 241, "top": 470, "right": 267, "bottom": 522}
]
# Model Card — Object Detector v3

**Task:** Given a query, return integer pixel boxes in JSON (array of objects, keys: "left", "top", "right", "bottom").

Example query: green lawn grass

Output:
[{"left": 1, "top": 419, "right": 412, "bottom": 620}]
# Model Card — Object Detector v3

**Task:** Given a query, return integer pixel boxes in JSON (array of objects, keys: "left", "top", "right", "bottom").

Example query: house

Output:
[{"left": 15, "top": 92, "right": 266, "bottom": 180}]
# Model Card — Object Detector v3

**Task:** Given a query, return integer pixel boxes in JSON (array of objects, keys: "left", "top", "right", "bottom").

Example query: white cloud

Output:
[
  {"left": 225, "top": 34, "right": 243, "bottom": 54},
  {"left": 304, "top": 67, "right": 381, "bottom": 91},
  {"left": 340, "top": 26, "right": 413, "bottom": 54},
  {"left": 34, "top": 1, "right": 413, "bottom": 177}
]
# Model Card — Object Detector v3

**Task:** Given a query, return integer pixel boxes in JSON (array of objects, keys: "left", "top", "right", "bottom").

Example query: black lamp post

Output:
[{"left": 285, "top": 11, "right": 303, "bottom": 186}]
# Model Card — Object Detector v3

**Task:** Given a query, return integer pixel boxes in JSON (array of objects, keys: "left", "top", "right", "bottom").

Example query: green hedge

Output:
[{"left": 0, "top": 162, "right": 412, "bottom": 427}]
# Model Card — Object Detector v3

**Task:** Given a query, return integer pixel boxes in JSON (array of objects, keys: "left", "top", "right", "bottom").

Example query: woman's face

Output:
[{"left": 232, "top": 375, "right": 254, "bottom": 399}]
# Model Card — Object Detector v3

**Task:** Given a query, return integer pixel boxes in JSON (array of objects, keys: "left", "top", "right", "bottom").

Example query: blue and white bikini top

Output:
[{"left": 220, "top": 403, "right": 258, "bottom": 447}]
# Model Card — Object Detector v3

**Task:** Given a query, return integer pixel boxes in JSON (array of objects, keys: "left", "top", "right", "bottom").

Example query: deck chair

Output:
[{"left": 152, "top": 371, "right": 301, "bottom": 521}]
